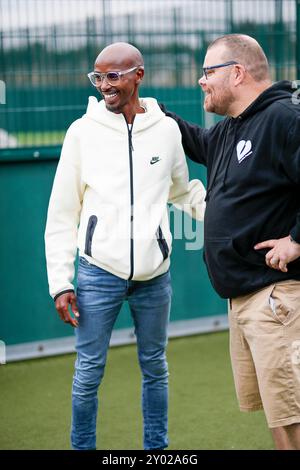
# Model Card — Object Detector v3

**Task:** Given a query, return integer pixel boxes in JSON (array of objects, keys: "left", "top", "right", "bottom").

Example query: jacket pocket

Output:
[
  {"left": 84, "top": 215, "right": 98, "bottom": 257},
  {"left": 268, "top": 283, "right": 295, "bottom": 326},
  {"left": 156, "top": 226, "right": 169, "bottom": 261}
]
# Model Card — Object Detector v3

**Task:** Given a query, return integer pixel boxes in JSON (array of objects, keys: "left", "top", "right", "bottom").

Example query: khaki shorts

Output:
[{"left": 229, "top": 280, "right": 300, "bottom": 428}]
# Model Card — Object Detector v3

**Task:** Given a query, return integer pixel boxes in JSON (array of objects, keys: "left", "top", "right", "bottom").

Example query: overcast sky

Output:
[{"left": 0, "top": 0, "right": 296, "bottom": 31}]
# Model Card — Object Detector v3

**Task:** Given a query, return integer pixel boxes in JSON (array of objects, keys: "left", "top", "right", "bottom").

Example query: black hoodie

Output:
[{"left": 165, "top": 81, "right": 300, "bottom": 298}]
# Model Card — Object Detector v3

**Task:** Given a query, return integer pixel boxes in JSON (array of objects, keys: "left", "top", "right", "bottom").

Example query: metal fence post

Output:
[
  {"left": 275, "top": 0, "right": 283, "bottom": 81},
  {"left": 297, "top": 0, "right": 300, "bottom": 79}
]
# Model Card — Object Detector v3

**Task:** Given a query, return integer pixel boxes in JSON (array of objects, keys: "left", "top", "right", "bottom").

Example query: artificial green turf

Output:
[
  {"left": 13, "top": 131, "right": 65, "bottom": 147},
  {"left": 0, "top": 331, "right": 273, "bottom": 450}
]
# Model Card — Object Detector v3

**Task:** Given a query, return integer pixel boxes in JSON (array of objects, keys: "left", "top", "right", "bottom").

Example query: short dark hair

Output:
[{"left": 208, "top": 34, "right": 270, "bottom": 82}]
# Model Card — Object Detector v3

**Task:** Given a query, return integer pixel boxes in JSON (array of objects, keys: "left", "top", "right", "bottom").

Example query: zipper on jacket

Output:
[
  {"left": 124, "top": 116, "right": 136, "bottom": 280},
  {"left": 84, "top": 215, "right": 98, "bottom": 257},
  {"left": 156, "top": 226, "right": 169, "bottom": 261}
]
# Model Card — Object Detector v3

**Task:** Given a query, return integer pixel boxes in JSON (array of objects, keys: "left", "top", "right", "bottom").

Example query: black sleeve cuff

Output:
[
  {"left": 290, "top": 225, "right": 300, "bottom": 244},
  {"left": 53, "top": 289, "right": 75, "bottom": 302}
]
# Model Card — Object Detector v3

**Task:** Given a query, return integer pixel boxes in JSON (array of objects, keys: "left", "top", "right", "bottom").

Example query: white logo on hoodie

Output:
[{"left": 236, "top": 140, "right": 252, "bottom": 163}]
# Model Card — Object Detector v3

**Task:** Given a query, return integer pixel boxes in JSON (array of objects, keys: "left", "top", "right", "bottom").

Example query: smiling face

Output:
[
  {"left": 94, "top": 43, "right": 144, "bottom": 115},
  {"left": 198, "top": 46, "right": 236, "bottom": 116}
]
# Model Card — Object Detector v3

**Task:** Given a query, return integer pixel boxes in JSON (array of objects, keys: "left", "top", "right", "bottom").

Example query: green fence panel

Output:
[
  {"left": 0, "top": 0, "right": 298, "bottom": 149},
  {"left": 1, "top": 0, "right": 298, "bottom": 356},
  {"left": 1, "top": 86, "right": 208, "bottom": 135},
  {"left": 0, "top": 139, "right": 225, "bottom": 347}
]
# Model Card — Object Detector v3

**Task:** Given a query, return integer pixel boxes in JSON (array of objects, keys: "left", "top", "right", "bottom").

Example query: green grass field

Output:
[
  {"left": 0, "top": 331, "right": 273, "bottom": 450},
  {"left": 13, "top": 131, "right": 65, "bottom": 146}
]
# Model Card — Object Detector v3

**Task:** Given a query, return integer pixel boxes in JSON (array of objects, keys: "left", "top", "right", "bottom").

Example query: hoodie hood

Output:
[
  {"left": 83, "top": 96, "right": 165, "bottom": 133},
  {"left": 238, "top": 80, "right": 295, "bottom": 120}
]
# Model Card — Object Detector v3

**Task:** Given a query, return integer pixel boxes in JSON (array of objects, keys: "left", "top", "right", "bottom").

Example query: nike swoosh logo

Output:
[{"left": 150, "top": 159, "right": 161, "bottom": 165}]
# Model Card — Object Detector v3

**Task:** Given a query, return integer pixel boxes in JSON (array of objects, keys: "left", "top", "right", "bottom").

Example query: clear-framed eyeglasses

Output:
[{"left": 87, "top": 66, "right": 144, "bottom": 87}]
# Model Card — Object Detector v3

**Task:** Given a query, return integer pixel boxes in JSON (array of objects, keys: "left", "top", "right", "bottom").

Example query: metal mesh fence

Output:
[{"left": 0, "top": 0, "right": 299, "bottom": 149}]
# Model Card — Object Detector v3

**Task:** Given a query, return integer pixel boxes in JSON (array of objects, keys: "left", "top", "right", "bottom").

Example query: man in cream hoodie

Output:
[{"left": 45, "top": 42, "right": 205, "bottom": 450}]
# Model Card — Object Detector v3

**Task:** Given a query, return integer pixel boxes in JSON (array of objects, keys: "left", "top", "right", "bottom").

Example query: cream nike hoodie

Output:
[{"left": 45, "top": 97, "right": 206, "bottom": 299}]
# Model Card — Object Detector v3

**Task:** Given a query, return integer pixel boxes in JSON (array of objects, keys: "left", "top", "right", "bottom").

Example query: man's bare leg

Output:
[{"left": 271, "top": 423, "right": 300, "bottom": 450}]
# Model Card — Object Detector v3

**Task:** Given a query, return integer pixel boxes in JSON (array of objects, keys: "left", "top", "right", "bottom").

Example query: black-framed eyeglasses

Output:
[
  {"left": 202, "top": 61, "right": 238, "bottom": 79},
  {"left": 87, "top": 66, "right": 144, "bottom": 87}
]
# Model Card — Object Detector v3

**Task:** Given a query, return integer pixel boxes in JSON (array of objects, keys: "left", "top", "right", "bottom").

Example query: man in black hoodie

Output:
[{"left": 163, "top": 34, "right": 300, "bottom": 449}]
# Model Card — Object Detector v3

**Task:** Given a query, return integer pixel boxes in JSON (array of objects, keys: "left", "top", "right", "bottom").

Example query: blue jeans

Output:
[{"left": 71, "top": 257, "right": 172, "bottom": 450}]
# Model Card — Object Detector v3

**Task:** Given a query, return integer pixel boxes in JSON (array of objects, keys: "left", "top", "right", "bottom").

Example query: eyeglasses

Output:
[
  {"left": 202, "top": 61, "right": 238, "bottom": 80},
  {"left": 87, "top": 66, "right": 143, "bottom": 87}
]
